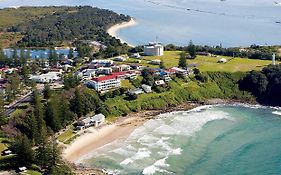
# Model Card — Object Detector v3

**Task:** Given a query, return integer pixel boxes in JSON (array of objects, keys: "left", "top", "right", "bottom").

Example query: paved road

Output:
[{"left": 4, "top": 91, "right": 32, "bottom": 116}]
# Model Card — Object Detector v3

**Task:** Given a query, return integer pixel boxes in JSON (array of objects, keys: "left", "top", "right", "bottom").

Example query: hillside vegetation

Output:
[{"left": 0, "top": 6, "right": 130, "bottom": 48}]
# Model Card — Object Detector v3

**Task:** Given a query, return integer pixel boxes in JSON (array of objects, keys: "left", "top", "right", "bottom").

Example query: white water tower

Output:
[{"left": 272, "top": 53, "right": 276, "bottom": 65}]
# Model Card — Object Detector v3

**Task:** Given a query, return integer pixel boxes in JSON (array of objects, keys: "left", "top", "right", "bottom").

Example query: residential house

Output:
[
  {"left": 149, "top": 59, "right": 161, "bottom": 65},
  {"left": 92, "top": 59, "right": 113, "bottom": 66},
  {"left": 155, "top": 80, "right": 166, "bottom": 86},
  {"left": 82, "top": 69, "right": 97, "bottom": 80},
  {"left": 131, "top": 53, "right": 141, "bottom": 59},
  {"left": 129, "top": 88, "right": 144, "bottom": 95},
  {"left": 141, "top": 84, "right": 152, "bottom": 93},
  {"left": 114, "top": 56, "right": 127, "bottom": 62},
  {"left": 97, "top": 67, "right": 112, "bottom": 75},
  {"left": 77, "top": 113, "right": 105, "bottom": 129},
  {"left": 29, "top": 72, "right": 60, "bottom": 83},
  {"left": 218, "top": 58, "right": 227, "bottom": 63}
]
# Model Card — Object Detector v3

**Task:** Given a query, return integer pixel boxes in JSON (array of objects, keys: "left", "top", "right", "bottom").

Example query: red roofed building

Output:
[{"left": 86, "top": 72, "right": 128, "bottom": 92}]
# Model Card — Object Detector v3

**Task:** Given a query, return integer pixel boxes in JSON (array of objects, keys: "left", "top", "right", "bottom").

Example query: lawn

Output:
[
  {"left": 142, "top": 51, "right": 275, "bottom": 72},
  {"left": 25, "top": 170, "right": 42, "bottom": 175},
  {"left": 121, "top": 79, "right": 135, "bottom": 89},
  {"left": 0, "top": 138, "right": 9, "bottom": 159},
  {"left": 0, "top": 7, "right": 68, "bottom": 30},
  {"left": 57, "top": 126, "right": 76, "bottom": 143}
]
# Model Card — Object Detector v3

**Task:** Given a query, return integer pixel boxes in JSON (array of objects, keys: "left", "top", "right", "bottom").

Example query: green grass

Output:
[
  {"left": 141, "top": 51, "right": 275, "bottom": 72},
  {"left": 0, "top": 7, "right": 69, "bottom": 30},
  {"left": 0, "top": 32, "right": 23, "bottom": 48},
  {"left": 121, "top": 80, "right": 134, "bottom": 89},
  {"left": 25, "top": 170, "right": 42, "bottom": 175},
  {"left": 57, "top": 126, "right": 76, "bottom": 143},
  {"left": 0, "top": 138, "right": 9, "bottom": 159}
]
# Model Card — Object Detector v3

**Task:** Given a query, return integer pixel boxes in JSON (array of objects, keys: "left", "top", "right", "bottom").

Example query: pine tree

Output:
[
  {"left": 32, "top": 89, "right": 47, "bottom": 144},
  {"left": 26, "top": 112, "right": 38, "bottom": 143},
  {"left": 70, "top": 88, "right": 84, "bottom": 117},
  {"left": 11, "top": 134, "right": 34, "bottom": 166},
  {"left": 178, "top": 52, "right": 187, "bottom": 68},
  {"left": 187, "top": 40, "right": 196, "bottom": 59},
  {"left": 43, "top": 84, "right": 52, "bottom": 99},
  {"left": 45, "top": 98, "right": 61, "bottom": 132}
]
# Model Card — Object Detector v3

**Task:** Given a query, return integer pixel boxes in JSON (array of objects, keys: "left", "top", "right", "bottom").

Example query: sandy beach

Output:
[
  {"left": 63, "top": 115, "right": 148, "bottom": 163},
  {"left": 107, "top": 18, "right": 137, "bottom": 46},
  {"left": 63, "top": 103, "right": 198, "bottom": 165}
]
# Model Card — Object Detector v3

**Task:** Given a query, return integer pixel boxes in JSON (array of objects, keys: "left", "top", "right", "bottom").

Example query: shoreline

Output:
[
  {"left": 62, "top": 99, "right": 259, "bottom": 174},
  {"left": 107, "top": 18, "right": 137, "bottom": 47},
  {"left": 63, "top": 102, "right": 198, "bottom": 162}
]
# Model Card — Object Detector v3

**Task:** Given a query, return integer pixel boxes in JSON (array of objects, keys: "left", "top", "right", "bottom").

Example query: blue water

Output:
[
  {"left": 3, "top": 48, "right": 78, "bottom": 59},
  {"left": 0, "top": 0, "right": 281, "bottom": 47},
  {"left": 78, "top": 105, "right": 281, "bottom": 175}
]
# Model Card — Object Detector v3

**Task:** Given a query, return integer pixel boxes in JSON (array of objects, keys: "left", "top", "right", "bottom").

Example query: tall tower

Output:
[{"left": 272, "top": 53, "right": 276, "bottom": 65}]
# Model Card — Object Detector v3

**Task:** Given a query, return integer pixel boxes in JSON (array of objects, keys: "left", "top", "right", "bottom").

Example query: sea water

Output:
[
  {"left": 0, "top": 0, "right": 281, "bottom": 47},
  {"left": 78, "top": 105, "right": 281, "bottom": 175}
]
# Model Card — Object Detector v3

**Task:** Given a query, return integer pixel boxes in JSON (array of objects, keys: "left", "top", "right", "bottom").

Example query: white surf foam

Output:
[
  {"left": 272, "top": 111, "right": 281, "bottom": 116},
  {"left": 142, "top": 157, "right": 171, "bottom": 175}
]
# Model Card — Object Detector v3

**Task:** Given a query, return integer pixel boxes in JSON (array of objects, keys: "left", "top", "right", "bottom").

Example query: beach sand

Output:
[
  {"left": 63, "top": 103, "right": 198, "bottom": 164},
  {"left": 63, "top": 116, "right": 147, "bottom": 162},
  {"left": 107, "top": 18, "right": 137, "bottom": 46}
]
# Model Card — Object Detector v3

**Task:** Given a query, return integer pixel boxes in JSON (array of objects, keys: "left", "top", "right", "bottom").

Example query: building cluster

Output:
[{"left": 74, "top": 53, "right": 193, "bottom": 93}]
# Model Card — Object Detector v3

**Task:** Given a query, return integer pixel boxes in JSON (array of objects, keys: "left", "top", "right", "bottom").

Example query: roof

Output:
[
  {"left": 91, "top": 113, "right": 105, "bottom": 122},
  {"left": 92, "top": 71, "right": 128, "bottom": 82}
]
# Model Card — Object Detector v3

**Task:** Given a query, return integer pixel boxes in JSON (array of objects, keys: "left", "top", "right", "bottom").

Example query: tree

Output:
[
  {"left": 36, "top": 139, "right": 52, "bottom": 169},
  {"left": 68, "top": 48, "right": 74, "bottom": 59},
  {"left": 25, "top": 112, "right": 38, "bottom": 143},
  {"left": 43, "top": 84, "right": 52, "bottom": 99},
  {"left": 45, "top": 98, "right": 61, "bottom": 132},
  {"left": 159, "top": 59, "right": 165, "bottom": 69},
  {"left": 178, "top": 52, "right": 187, "bottom": 68},
  {"left": 11, "top": 134, "right": 34, "bottom": 166},
  {"left": 32, "top": 89, "right": 47, "bottom": 144},
  {"left": 240, "top": 71, "right": 268, "bottom": 96},
  {"left": 36, "top": 137, "right": 62, "bottom": 172},
  {"left": 187, "top": 40, "right": 196, "bottom": 59},
  {"left": 70, "top": 88, "right": 84, "bottom": 117}
]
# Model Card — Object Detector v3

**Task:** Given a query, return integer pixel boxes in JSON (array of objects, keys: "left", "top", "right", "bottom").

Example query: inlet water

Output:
[{"left": 0, "top": 0, "right": 281, "bottom": 47}]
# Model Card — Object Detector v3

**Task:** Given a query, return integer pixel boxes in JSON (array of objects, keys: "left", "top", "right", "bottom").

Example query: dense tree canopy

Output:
[{"left": 240, "top": 65, "right": 281, "bottom": 106}]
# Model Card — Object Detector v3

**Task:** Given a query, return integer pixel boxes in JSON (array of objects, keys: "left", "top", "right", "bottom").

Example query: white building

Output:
[
  {"left": 114, "top": 56, "right": 127, "bottom": 62},
  {"left": 141, "top": 84, "right": 152, "bottom": 93},
  {"left": 97, "top": 67, "right": 112, "bottom": 75},
  {"left": 86, "top": 74, "right": 121, "bottom": 92},
  {"left": 144, "top": 42, "right": 164, "bottom": 56},
  {"left": 29, "top": 72, "right": 60, "bottom": 83},
  {"left": 149, "top": 59, "right": 161, "bottom": 65},
  {"left": 92, "top": 59, "right": 113, "bottom": 65},
  {"left": 77, "top": 113, "right": 105, "bottom": 129},
  {"left": 82, "top": 69, "right": 97, "bottom": 80}
]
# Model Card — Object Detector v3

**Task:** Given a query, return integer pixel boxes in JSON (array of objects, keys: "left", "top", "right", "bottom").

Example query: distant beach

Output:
[{"left": 107, "top": 18, "right": 137, "bottom": 46}]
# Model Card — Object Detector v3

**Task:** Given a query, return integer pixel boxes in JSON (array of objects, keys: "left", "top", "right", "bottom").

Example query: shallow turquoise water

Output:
[{"left": 79, "top": 105, "right": 281, "bottom": 175}]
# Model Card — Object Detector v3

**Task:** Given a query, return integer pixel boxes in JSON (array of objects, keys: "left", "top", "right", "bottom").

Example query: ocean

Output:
[
  {"left": 78, "top": 105, "right": 281, "bottom": 175},
  {"left": 0, "top": 0, "right": 281, "bottom": 47}
]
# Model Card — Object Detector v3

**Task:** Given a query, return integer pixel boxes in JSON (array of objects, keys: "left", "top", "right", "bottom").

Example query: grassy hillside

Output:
[
  {"left": 0, "top": 7, "right": 69, "bottom": 31},
  {"left": 142, "top": 51, "right": 275, "bottom": 72},
  {"left": 104, "top": 72, "right": 253, "bottom": 118}
]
